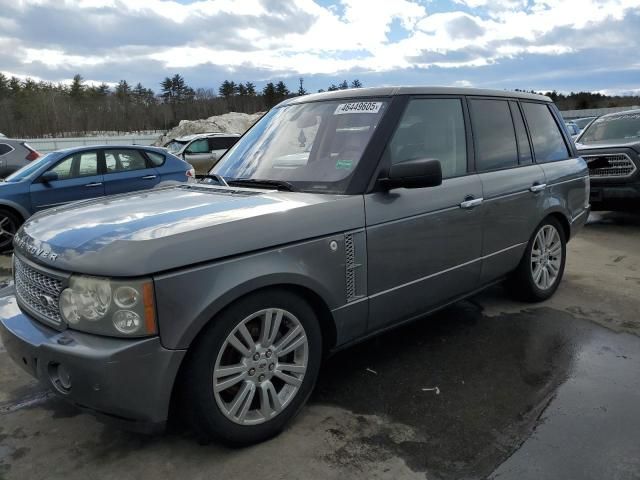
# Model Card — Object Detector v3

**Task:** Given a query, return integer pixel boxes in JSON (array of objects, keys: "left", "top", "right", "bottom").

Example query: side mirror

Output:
[
  {"left": 381, "top": 158, "right": 442, "bottom": 190},
  {"left": 40, "top": 171, "right": 59, "bottom": 183}
]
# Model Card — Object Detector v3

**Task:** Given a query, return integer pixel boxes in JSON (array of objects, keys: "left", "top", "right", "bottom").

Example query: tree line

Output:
[
  {"left": 515, "top": 89, "right": 640, "bottom": 110},
  {"left": 0, "top": 73, "right": 364, "bottom": 138}
]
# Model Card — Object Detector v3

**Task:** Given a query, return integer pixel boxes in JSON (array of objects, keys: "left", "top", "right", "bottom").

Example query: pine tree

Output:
[
  {"left": 263, "top": 82, "right": 277, "bottom": 108},
  {"left": 219, "top": 80, "right": 235, "bottom": 98},
  {"left": 275, "top": 81, "right": 289, "bottom": 98},
  {"left": 339, "top": 80, "right": 349, "bottom": 90},
  {"left": 245, "top": 82, "right": 256, "bottom": 96},
  {"left": 350, "top": 79, "right": 363, "bottom": 88},
  {"left": 297, "top": 78, "right": 307, "bottom": 96}
]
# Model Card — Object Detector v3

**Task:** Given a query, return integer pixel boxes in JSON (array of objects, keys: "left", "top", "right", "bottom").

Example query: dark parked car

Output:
[
  {"left": 0, "top": 87, "right": 589, "bottom": 446},
  {"left": 0, "top": 145, "right": 194, "bottom": 251},
  {"left": 0, "top": 138, "right": 41, "bottom": 178},
  {"left": 575, "top": 109, "right": 640, "bottom": 210}
]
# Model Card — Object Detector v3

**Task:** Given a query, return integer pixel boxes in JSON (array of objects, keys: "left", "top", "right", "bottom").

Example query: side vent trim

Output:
[{"left": 345, "top": 230, "right": 367, "bottom": 302}]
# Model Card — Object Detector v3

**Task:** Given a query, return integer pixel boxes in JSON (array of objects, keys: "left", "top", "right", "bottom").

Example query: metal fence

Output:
[{"left": 24, "top": 134, "right": 162, "bottom": 153}]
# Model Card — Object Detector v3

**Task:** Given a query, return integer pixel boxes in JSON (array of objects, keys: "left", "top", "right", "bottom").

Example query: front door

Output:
[
  {"left": 30, "top": 150, "right": 105, "bottom": 211},
  {"left": 365, "top": 97, "right": 483, "bottom": 332},
  {"left": 184, "top": 138, "right": 215, "bottom": 174}
]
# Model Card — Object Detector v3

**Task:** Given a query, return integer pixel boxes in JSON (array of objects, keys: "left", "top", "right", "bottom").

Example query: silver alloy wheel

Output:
[
  {"left": 213, "top": 308, "right": 309, "bottom": 426},
  {"left": 530, "top": 224, "right": 562, "bottom": 290},
  {"left": 0, "top": 215, "right": 16, "bottom": 249}
]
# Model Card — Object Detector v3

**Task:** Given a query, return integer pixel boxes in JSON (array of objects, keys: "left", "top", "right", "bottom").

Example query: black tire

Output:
[
  {"left": 0, "top": 208, "right": 22, "bottom": 253},
  {"left": 508, "top": 216, "right": 567, "bottom": 302},
  {"left": 182, "top": 288, "right": 322, "bottom": 446}
]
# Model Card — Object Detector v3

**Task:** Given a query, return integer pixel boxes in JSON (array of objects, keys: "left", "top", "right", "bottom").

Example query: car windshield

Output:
[
  {"left": 3, "top": 153, "right": 53, "bottom": 182},
  {"left": 579, "top": 112, "right": 640, "bottom": 143},
  {"left": 212, "top": 99, "right": 388, "bottom": 193},
  {"left": 165, "top": 140, "right": 188, "bottom": 154}
]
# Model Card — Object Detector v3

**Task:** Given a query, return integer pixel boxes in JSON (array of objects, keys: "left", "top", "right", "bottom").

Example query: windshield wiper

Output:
[
  {"left": 196, "top": 174, "right": 229, "bottom": 186},
  {"left": 227, "top": 178, "right": 297, "bottom": 192}
]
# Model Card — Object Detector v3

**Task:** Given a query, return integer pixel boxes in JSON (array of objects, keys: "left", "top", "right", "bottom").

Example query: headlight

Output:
[{"left": 59, "top": 276, "right": 156, "bottom": 337}]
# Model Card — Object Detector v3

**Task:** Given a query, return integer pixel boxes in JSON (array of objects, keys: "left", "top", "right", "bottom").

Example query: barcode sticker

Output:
[{"left": 334, "top": 102, "right": 383, "bottom": 115}]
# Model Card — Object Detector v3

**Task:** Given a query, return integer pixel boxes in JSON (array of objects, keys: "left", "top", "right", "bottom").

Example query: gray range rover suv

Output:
[{"left": 0, "top": 87, "right": 589, "bottom": 445}]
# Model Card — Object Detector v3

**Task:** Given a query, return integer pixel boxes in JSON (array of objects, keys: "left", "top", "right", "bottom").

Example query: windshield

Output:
[
  {"left": 212, "top": 99, "right": 388, "bottom": 193},
  {"left": 579, "top": 112, "right": 640, "bottom": 144},
  {"left": 4, "top": 153, "right": 53, "bottom": 182},
  {"left": 165, "top": 140, "right": 188, "bottom": 154}
]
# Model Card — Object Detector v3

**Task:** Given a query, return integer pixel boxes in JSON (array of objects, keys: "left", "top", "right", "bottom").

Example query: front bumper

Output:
[
  {"left": 0, "top": 288, "right": 186, "bottom": 432},
  {"left": 590, "top": 181, "right": 640, "bottom": 203}
]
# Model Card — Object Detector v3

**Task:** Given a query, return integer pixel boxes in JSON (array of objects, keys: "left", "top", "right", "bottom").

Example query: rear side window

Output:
[
  {"left": 0, "top": 143, "right": 13, "bottom": 156},
  {"left": 209, "top": 137, "right": 238, "bottom": 150},
  {"left": 388, "top": 98, "right": 467, "bottom": 179},
  {"left": 510, "top": 101, "right": 533, "bottom": 164},
  {"left": 146, "top": 151, "right": 165, "bottom": 166},
  {"left": 469, "top": 99, "right": 518, "bottom": 171},
  {"left": 104, "top": 149, "right": 149, "bottom": 173},
  {"left": 521, "top": 103, "right": 569, "bottom": 162}
]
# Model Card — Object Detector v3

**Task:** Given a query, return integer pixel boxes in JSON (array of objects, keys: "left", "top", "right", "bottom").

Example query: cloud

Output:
[{"left": 0, "top": 0, "right": 639, "bottom": 94}]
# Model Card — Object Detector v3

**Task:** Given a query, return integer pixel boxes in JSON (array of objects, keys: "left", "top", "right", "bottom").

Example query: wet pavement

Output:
[{"left": 0, "top": 211, "right": 639, "bottom": 479}]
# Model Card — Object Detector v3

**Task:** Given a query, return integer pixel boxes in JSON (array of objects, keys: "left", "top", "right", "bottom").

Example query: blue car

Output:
[{"left": 0, "top": 145, "right": 194, "bottom": 251}]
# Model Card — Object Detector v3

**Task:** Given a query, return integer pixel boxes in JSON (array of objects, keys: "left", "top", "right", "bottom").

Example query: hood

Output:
[
  {"left": 576, "top": 139, "right": 640, "bottom": 153},
  {"left": 15, "top": 185, "right": 364, "bottom": 276}
]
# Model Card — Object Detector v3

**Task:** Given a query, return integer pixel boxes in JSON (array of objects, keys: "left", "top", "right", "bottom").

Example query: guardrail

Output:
[{"left": 25, "top": 134, "right": 162, "bottom": 153}]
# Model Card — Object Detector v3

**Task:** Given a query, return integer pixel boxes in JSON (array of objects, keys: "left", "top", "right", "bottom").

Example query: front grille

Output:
[
  {"left": 14, "top": 256, "right": 64, "bottom": 325},
  {"left": 583, "top": 153, "right": 637, "bottom": 178}
]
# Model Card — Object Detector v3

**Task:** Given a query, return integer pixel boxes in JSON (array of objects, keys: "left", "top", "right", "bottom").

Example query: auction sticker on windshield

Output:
[{"left": 334, "top": 102, "right": 383, "bottom": 115}]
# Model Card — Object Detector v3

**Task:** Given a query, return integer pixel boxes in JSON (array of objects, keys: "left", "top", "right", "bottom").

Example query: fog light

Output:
[{"left": 48, "top": 362, "right": 72, "bottom": 393}]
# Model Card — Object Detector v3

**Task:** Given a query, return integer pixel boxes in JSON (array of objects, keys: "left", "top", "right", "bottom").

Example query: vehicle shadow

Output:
[{"left": 311, "top": 295, "right": 590, "bottom": 479}]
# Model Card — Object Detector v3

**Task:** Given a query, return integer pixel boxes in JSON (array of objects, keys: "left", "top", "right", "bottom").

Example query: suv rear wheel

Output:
[
  {"left": 508, "top": 216, "right": 567, "bottom": 302},
  {"left": 183, "top": 289, "right": 322, "bottom": 446}
]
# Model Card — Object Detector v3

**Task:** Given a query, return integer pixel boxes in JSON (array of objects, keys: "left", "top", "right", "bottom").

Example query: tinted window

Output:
[
  {"left": 105, "top": 149, "right": 148, "bottom": 173},
  {"left": 209, "top": 137, "right": 238, "bottom": 150},
  {"left": 510, "top": 101, "right": 533, "bottom": 164},
  {"left": 146, "top": 151, "right": 165, "bottom": 166},
  {"left": 469, "top": 99, "right": 518, "bottom": 171},
  {"left": 388, "top": 98, "right": 467, "bottom": 179},
  {"left": 522, "top": 103, "right": 569, "bottom": 162},
  {"left": 0, "top": 143, "right": 13, "bottom": 156},
  {"left": 49, "top": 152, "right": 98, "bottom": 179},
  {"left": 187, "top": 139, "right": 209, "bottom": 154}
]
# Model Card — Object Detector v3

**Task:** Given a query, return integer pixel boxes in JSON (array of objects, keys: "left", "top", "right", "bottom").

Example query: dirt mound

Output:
[{"left": 155, "top": 112, "right": 264, "bottom": 146}]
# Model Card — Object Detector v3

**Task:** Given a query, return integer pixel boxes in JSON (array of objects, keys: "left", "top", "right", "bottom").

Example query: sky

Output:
[{"left": 1, "top": 0, "right": 639, "bottom": 95}]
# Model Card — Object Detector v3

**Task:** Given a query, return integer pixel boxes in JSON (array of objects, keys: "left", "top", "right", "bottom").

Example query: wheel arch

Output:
[
  {"left": 0, "top": 200, "right": 30, "bottom": 222},
  {"left": 544, "top": 210, "right": 571, "bottom": 241}
]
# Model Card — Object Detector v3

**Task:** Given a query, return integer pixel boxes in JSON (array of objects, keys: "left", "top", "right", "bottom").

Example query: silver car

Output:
[
  {"left": 0, "top": 138, "right": 41, "bottom": 178},
  {"left": 164, "top": 133, "right": 240, "bottom": 174},
  {"left": 0, "top": 87, "right": 589, "bottom": 446}
]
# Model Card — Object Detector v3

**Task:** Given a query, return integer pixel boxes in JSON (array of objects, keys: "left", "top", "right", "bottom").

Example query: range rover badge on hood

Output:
[{"left": 14, "top": 234, "right": 58, "bottom": 261}]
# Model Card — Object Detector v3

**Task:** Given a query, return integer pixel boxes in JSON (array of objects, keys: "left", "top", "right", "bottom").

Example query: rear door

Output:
[
  {"left": 208, "top": 136, "right": 238, "bottom": 166},
  {"left": 102, "top": 148, "right": 160, "bottom": 195},
  {"left": 467, "top": 98, "right": 547, "bottom": 283},
  {"left": 30, "top": 150, "right": 105, "bottom": 211},
  {"left": 365, "top": 96, "right": 483, "bottom": 332}
]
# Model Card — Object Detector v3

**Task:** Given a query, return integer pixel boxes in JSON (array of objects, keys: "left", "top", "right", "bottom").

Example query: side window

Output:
[
  {"left": 521, "top": 102, "right": 570, "bottom": 162},
  {"left": 469, "top": 99, "right": 518, "bottom": 171},
  {"left": 146, "top": 151, "right": 165, "bottom": 167},
  {"left": 388, "top": 98, "right": 467, "bottom": 179},
  {"left": 509, "top": 101, "right": 533, "bottom": 164},
  {"left": 50, "top": 157, "right": 74, "bottom": 180},
  {"left": 208, "top": 138, "right": 226, "bottom": 150},
  {"left": 48, "top": 152, "right": 98, "bottom": 179},
  {"left": 0, "top": 143, "right": 13, "bottom": 156},
  {"left": 104, "top": 149, "right": 148, "bottom": 173},
  {"left": 187, "top": 139, "right": 210, "bottom": 154},
  {"left": 223, "top": 137, "right": 239, "bottom": 149}
]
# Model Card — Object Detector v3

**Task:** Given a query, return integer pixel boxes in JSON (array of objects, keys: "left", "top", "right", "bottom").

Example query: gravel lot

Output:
[{"left": 0, "top": 211, "right": 639, "bottom": 480}]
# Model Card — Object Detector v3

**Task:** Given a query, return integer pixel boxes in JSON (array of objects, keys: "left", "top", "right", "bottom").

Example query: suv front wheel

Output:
[
  {"left": 508, "top": 216, "right": 567, "bottom": 302},
  {"left": 183, "top": 289, "right": 322, "bottom": 446}
]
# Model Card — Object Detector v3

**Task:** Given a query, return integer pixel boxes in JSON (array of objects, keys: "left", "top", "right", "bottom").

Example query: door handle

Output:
[
  {"left": 460, "top": 197, "right": 483, "bottom": 209},
  {"left": 530, "top": 183, "right": 547, "bottom": 193},
  {"left": 84, "top": 182, "right": 103, "bottom": 187},
  {"left": 141, "top": 175, "right": 157, "bottom": 180}
]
